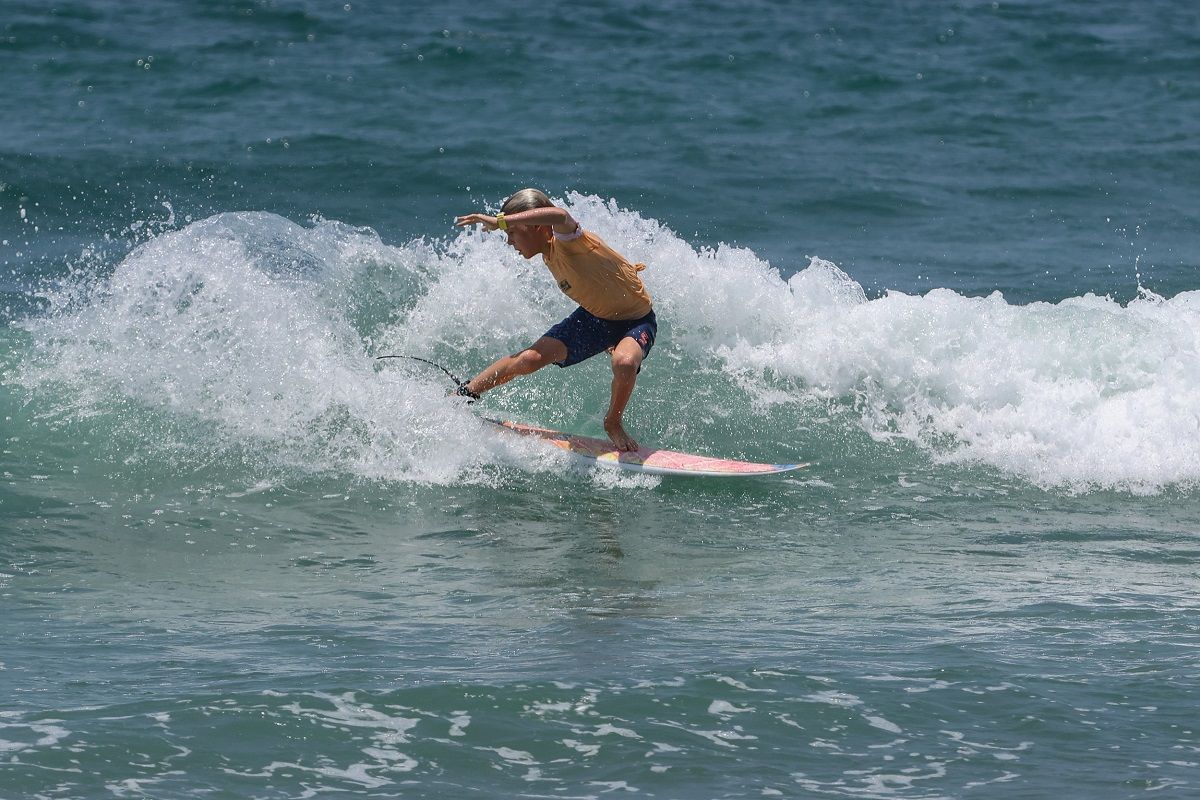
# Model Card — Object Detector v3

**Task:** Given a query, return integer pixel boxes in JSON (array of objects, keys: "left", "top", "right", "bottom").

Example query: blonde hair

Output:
[{"left": 500, "top": 188, "right": 553, "bottom": 215}]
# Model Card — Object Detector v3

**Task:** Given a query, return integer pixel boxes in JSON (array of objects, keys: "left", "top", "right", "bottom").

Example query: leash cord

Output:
[{"left": 376, "top": 354, "right": 479, "bottom": 400}]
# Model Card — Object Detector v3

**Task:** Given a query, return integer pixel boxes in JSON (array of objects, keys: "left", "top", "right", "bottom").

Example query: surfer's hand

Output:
[{"left": 454, "top": 213, "right": 499, "bottom": 232}]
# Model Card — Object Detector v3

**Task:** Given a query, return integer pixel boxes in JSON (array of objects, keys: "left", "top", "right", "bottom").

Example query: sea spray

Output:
[
  {"left": 9, "top": 196, "right": 1200, "bottom": 492},
  {"left": 718, "top": 286, "right": 1200, "bottom": 493},
  {"left": 560, "top": 194, "right": 1200, "bottom": 492},
  {"left": 8, "top": 213, "right": 552, "bottom": 485}
]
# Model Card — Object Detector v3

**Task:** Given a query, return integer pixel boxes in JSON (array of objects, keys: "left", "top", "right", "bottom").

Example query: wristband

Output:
[
  {"left": 495, "top": 213, "right": 507, "bottom": 231},
  {"left": 455, "top": 383, "right": 480, "bottom": 401}
]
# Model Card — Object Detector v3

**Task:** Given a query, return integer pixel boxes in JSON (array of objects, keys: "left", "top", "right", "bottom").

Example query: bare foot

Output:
[{"left": 604, "top": 417, "right": 639, "bottom": 452}]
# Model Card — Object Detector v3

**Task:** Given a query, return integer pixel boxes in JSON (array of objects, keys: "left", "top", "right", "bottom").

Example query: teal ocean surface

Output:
[{"left": 3, "top": 2, "right": 1199, "bottom": 797}]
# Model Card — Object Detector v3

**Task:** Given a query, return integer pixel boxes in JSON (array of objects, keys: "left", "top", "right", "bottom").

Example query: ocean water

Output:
[{"left": 3, "top": 1, "right": 1200, "bottom": 798}]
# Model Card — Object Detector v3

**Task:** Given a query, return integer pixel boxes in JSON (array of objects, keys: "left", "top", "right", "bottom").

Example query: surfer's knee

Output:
[
  {"left": 517, "top": 337, "right": 567, "bottom": 373},
  {"left": 514, "top": 348, "right": 553, "bottom": 374},
  {"left": 610, "top": 350, "right": 640, "bottom": 378}
]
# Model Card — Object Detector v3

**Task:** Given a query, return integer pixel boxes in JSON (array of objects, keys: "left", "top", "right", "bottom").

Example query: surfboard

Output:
[{"left": 489, "top": 419, "right": 807, "bottom": 477}]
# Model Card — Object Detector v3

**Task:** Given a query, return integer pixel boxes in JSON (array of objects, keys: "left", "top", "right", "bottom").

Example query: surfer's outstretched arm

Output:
[
  {"left": 455, "top": 206, "right": 578, "bottom": 236},
  {"left": 462, "top": 337, "right": 568, "bottom": 396}
]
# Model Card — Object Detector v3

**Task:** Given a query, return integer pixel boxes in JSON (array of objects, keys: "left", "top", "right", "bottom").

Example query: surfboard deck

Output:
[{"left": 488, "top": 419, "right": 807, "bottom": 477}]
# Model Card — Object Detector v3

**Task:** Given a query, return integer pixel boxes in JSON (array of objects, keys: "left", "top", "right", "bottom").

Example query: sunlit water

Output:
[{"left": 3, "top": 2, "right": 1199, "bottom": 798}]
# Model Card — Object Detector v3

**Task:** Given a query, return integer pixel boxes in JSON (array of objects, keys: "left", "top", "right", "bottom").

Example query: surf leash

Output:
[{"left": 376, "top": 354, "right": 480, "bottom": 401}]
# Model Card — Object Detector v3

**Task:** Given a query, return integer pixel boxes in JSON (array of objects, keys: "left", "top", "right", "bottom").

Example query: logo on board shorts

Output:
[{"left": 638, "top": 331, "right": 650, "bottom": 346}]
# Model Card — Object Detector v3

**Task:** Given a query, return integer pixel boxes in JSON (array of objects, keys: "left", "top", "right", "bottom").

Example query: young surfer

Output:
[{"left": 454, "top": 189, "right": 656, "bottom": 452}]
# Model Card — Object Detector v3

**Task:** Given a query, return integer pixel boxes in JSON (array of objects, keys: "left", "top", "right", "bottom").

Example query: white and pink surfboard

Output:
[{"left": 490, "top": 419, "right": 807, "bottom": 477}]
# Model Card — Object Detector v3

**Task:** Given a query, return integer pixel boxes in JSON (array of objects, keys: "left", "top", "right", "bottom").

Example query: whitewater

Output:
[{"left": 7, "top": 193, "right": 1198, "bottom": 495}]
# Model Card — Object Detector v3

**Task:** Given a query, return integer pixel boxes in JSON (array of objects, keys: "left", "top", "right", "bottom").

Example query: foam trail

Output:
[
  {"left": 12, "top": 213, "right": 557, "bottom": 484},
  {"left": 10, "top": 199, "right": 1200, "bottom": 493}
]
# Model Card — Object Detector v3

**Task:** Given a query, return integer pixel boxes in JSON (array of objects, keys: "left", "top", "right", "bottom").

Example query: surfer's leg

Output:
[
  {"left": 464, "top": 337, "right": 567, "bottom": 395},
  {"left": 604, "top": 336, "right": 645, "bottom": 452}
]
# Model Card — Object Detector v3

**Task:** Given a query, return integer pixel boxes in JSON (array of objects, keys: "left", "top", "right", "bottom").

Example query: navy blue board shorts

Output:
[{"left": 544, "top": 307, "right": 657, "bottom": 368}]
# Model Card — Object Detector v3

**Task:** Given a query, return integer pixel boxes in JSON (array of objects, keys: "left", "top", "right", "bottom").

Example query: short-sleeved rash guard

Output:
[{"left": 542, "top": 227, "right": 652, "bottom": 321}]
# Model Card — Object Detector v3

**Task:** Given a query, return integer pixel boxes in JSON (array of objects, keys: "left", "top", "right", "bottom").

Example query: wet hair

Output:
[{"left": 500, "top": 188, "right": 553, "bottom": 215}]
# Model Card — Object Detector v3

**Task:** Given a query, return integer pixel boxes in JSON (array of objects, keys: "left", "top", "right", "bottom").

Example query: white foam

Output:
[
  {"left": 14, "top": 213, "right": 563, "bottom": 485},
  {"left": 560, "top": 193, "right": 1200, "bottom": 492},
  {"left": 14, "top": 199, "right": 1200, "bottom": 492},
  {"left": 719, "top": 281, "right": 1200, "bottom": 493}
]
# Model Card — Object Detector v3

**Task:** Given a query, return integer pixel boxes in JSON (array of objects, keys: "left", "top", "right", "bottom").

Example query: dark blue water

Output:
[{"left": 3, "top": 2, "right": 1199, "bottom": 797}]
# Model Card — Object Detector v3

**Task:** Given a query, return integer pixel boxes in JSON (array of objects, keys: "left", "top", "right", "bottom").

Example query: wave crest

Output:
[{"left": 9, "top": 198, "right": 1200, "bottom": 493}]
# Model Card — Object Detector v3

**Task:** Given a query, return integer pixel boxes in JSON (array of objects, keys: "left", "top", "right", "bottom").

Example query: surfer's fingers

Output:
[{"left": 454, "top": 214, "right": 495, "bottom": 229}]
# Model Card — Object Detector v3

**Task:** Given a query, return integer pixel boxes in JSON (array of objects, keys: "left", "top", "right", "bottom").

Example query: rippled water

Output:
[{"left": 3, "top": 1, "right": 1199, "bottom": 797}]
